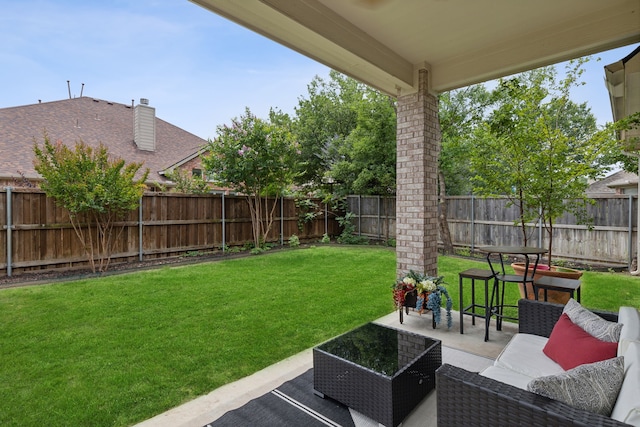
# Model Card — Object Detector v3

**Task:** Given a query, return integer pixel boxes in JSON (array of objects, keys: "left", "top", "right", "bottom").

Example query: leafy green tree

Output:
[
  {"left": 471, "top": 59, "right": 618, "bottom": 264},
  {"left": 598, "top": 112, "right": 640, "bottom": 174},
  {"left": 331, "top": 88, "right": 397, "bottom": 195},
  {"left": 438, "top": 85, "right": 492, "bottom": 196},
  {"left": 166, "top": 168, "right": 210, "bottom": 194},
  {"left": 438, "top": 85, "right": 492, "bottom": 253},
  {"left": 202, "top": 108, "right": 298, "bottom": 249},
  {"left": 293, "top": 71, "right": 362, "bottom": 189},
  {"left": 294, "top": 71, "right": 399, "bottom": 195},
  {"left": 33, "top": 135, "right": 148, "bottom": 272}
]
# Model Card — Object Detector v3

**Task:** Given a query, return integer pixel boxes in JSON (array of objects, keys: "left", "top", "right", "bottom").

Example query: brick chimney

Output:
[{"left": 134, "top": 98, "right": 156, "bottom": 151}]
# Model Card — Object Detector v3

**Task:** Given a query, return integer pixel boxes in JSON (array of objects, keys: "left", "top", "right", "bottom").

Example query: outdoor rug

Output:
[{"left": 205, "top": 346, "right": 493, "bottom": 427}]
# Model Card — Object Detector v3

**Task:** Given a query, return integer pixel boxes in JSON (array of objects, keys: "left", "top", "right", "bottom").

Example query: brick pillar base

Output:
[{"left": 395, "top": 69, "right": 440, "bottom": 277}]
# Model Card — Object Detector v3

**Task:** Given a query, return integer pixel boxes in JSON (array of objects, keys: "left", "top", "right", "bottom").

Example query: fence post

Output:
[
  {"left": 377, "top": 195, "right": 381, "bottom": 239},
  {"left": 221, "top": 194, "right": 226, "bottom": 252},
  {"left": 629, "top": 195, "right": 634, "bottom": 269},
  {"left": 5, "top": 187, "right": 12, "bottom": 277},
  {"left": 324, "top": 202, "right": 328, "bottom": 236},
  {"left": 358, "top": 195, "right": 362, "bottom": 236},
  {"left": 280, "top": 197, "right": 284, "bottom": 246},
  {"left": 382, "top": 196, "right": 386, "bottom": 241},
  {"left": 470, "top": 195, "right": 475, "bottom": 253},
  {"left": 138, "top": 196, "right": 143, "bottom": 261}
]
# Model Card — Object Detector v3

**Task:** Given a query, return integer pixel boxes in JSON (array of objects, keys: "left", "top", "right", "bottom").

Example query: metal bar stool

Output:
[
  {"left": 481, "top": 247, "right": 546, "bottom": 331},
  {"left": 458, "top": 268, "right": 495, "bottom": 341}
]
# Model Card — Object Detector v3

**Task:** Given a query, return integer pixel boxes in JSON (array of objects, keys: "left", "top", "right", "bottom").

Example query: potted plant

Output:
[
  {"left": 392, "top": 270, "right": 453, "bottom": 328},
  {"left": 471, "top": 60, "right": 619, "bottom": 303}
]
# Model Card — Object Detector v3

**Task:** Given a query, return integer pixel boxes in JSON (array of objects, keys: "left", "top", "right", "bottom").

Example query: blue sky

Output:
[{"left": 1, "top": 0, "right": 638, "bottom": 141}]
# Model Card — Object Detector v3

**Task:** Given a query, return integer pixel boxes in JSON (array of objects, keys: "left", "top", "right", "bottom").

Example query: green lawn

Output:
[{"left": 0, "top": 246, "right": 637, "bottom": 426}]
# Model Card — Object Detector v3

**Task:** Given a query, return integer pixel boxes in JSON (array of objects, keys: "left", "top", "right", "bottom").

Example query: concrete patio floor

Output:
[{"left": 135, "top": 309, "right": 518, "bottom": 427}]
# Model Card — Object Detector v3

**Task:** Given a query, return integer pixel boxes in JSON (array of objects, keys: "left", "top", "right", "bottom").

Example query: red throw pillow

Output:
[{"left": 543, "top": 313, "right": 618, "bottom": 370}]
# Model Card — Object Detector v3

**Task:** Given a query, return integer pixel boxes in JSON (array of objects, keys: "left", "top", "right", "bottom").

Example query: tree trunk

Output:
[
  {"left": 546, "top": 221, "right": 553, "bottom": 267},
  {"left": 438, "top": 170, "right": 454, "bottom": 254},
  {"left": 517, "top": 188, "right": 528, "bottom": 247}
]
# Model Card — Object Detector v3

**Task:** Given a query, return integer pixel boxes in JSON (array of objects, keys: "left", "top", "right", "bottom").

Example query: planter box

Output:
[{"left": 511, "top": 262, "right": 583, "bottom": 304}]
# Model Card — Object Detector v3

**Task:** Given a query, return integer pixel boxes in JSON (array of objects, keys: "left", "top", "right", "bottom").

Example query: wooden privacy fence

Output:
[
  {"left": 0, "top": 188, "right": 340, "bottom": 277},
  {"left": 346, "top": 194, "right": 637, "bottom": 267}
]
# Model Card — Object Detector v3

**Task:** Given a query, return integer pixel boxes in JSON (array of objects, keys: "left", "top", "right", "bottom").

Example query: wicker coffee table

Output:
[{"left": 313, "top": 323, "right": 441, "bottom": 427}]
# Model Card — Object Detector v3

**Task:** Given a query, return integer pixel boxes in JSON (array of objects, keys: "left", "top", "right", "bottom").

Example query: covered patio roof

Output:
[{"left": 190, "top": 0, "right": 639, "bottom": 96}]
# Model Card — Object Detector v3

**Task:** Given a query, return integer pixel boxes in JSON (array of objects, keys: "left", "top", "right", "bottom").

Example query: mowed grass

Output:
[
  {"left": 0, "top": 246, "right": 396, "bottom": 427},
  {"left": 1, "top": 246, "right": 637, "bottom": 426}
]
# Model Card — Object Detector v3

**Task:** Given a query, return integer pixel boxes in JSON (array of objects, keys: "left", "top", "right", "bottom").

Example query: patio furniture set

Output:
[
  {"left": 313, "top": 299, "right": 639, "bottom": 427},
  {"left": 437, "top": 298, "right": 640, "bottom": 426},
  {"left": 312, "top": 246, "right": 638, "bottom": 426},
  {"left": 458, "top": 245, "right": 582, "bottom": 341}
]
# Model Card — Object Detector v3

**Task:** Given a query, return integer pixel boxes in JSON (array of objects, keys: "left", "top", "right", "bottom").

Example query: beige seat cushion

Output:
[
  {"left": 479, "top": 365, "right": 533, "bottom": 390},
  {"left": 493, "top": 333, "right": 563, "bottom": 378}
]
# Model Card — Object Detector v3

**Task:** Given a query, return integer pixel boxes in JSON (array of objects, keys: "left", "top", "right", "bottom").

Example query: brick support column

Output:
[{"left": 395, "top": 69, "right": 440, "bottom": 277}]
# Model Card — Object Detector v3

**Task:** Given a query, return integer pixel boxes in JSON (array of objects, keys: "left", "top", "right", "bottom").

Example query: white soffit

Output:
[{"left": 191, "top": 0, "right": 640, "bottom": 95}]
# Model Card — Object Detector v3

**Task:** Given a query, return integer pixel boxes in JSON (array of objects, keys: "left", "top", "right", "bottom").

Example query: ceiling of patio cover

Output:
[{"left": 191, "top": 0, "right": 640, "bottom": 96}]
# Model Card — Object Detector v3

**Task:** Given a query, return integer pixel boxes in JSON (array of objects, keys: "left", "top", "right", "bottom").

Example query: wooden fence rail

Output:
[
  {"left": 1, "top": 188, "right": 340, "bottom": 277},
  {"left": 347, "top": 194, "right": 637, "bottom": 267}
]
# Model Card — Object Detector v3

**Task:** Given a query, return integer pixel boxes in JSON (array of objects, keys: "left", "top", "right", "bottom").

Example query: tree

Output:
[
  {"left": 294, "top": 71, "right": 398, "bottom": 196},
  {"left": 331, "top": 87, "right": 397, "bottom": 196},
  {"left": 437, "top": 85, "right": 492, "bottom": 253},
  {"left": 470, "top": 59, "right": 618, "bottom": 265},
  {"left": 293, "top": 70, "right": 362, "bottom": 190},
  {"left": 598, "top": 112, "right": 640, "bottom": 175},
  {"left": 166, "top": 168, "right": 210, "bottom": 194},
  {"left": 202, "top": 108, "right": 298, "bottom": 249},
  {"left": 438, "top": 85, "right": 492, "bottom": 196},
  {"left": 33, "top": 135, "right": 148, "bottom": 272}
]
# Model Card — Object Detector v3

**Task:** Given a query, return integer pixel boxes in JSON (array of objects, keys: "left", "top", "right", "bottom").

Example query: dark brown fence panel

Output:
[
  {"left": 224, "top": 196, "right": 253, "bottom": 246},
  {"left": 141, "top": 193, "right": 221, "bottom": 257},
  {"left": 290, "top": 198, "right": 339, "bottom": 242},
  {"left": 11, "top": 189, "right": 88, "bottom": 271},
  {"left": 281, "top": 198, "right": 299, "bottom": 241},
  {"left": 0, "top": 189, "right": 339, "bottom": 278}
]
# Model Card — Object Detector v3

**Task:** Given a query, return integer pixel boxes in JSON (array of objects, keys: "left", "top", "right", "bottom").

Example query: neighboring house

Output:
[
  {"left": 0, "top": 96, "right": 209, "bottom": 189},
  {"left": 586, "top": 170, "right": 639, "bottom": 196}
]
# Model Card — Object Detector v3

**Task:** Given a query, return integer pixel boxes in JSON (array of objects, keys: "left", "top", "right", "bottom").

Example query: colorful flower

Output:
[{"left": 392, "top": 270, "right": 453, "bottom": 328}]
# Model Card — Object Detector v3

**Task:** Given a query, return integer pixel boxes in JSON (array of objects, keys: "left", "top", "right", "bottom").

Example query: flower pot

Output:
[{"left": 511, "top": 262, "right": 583, "bottom": 304}]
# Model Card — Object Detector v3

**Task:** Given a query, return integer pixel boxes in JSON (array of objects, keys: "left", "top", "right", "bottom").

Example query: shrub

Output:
[{"left": 288, "top": 234, "right": 300, "bottom": 248}]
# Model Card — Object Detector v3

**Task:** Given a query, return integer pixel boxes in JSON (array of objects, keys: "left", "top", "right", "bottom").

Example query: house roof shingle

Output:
[
  {"left": 586, "top": 170, "right": 639, "bottom": 196},
  {"left": 0, "top": 97, "right": 207, "bottom": 183}
]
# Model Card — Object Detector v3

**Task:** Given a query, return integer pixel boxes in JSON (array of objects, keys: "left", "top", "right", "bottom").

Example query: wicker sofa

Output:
[{"left": 436, "top": 299, "right": 634, "bottom": 427}]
